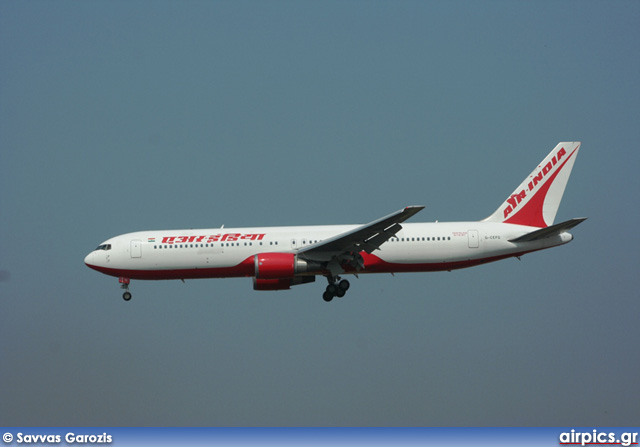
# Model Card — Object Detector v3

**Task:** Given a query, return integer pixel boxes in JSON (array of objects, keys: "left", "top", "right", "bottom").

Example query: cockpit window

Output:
[{"left": 95, "top": 244, "right": 112, "bottom": 251}]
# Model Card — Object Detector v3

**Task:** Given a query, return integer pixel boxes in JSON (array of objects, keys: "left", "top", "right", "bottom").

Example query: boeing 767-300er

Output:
[{"left": 85, "top": 142, "right": 586, "bottom": 302}]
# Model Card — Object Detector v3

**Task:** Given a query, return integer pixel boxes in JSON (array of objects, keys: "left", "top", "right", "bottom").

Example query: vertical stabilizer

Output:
[{"left": 483, "top": 142, "right": 581, "bottom": 228}]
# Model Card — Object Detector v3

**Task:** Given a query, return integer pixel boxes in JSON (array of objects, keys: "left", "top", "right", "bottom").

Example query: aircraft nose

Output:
[{"left": 84, "top": 251, "right": 95, "bottom": 267}]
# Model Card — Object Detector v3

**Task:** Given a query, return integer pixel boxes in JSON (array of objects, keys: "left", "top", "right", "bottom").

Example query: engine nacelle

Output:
[
  {"left": 253, "top": 278, "right": 291, "bottom": 291},
  {"left": 253, "top": 276, "right": 316, "bottom": 291},
  {"left": 254, "top": 252, "right": 321, "bottom": 279},
  {"left": 254, "top": 252, "right": 295, "bottom": 279}
]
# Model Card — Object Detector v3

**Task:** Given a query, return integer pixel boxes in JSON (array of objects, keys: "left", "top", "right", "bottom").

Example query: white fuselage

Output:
[{"left": 84, "top": 221, "right": 572, "bottom": 280}]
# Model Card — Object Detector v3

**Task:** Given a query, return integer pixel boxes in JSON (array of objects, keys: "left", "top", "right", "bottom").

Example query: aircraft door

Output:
[
  {"left": 130, "top": 240, "right": 142, "bottom": 258},
  {"left": 468, "top": 230, "right": 479, "bottom": 248}
]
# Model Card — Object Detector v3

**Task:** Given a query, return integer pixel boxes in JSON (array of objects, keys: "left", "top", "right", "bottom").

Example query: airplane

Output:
[{"left": 85, "top": 142, "right": 586, "bottom": 302}]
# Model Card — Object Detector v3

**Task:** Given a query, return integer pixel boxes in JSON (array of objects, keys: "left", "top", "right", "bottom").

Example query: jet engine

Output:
[
  {"left": 252, "top": 276, "right": 316, "bottom": 290},
  {"left": 253, "top": 253, "right": 321, "bottom": 279},
  {"left": 252, "top": 253, "right": 321, "bottom": 290}
]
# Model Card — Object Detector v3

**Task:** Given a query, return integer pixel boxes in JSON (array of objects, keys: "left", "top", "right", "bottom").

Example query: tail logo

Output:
[
  {"left": 503, "top": 147, "right": 567, "bottom": 220},
  {"left": 483, "top": 142, "right": 581, "bottom": 228}
]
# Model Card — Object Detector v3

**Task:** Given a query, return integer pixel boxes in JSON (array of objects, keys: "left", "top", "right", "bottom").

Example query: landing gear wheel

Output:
[
  {"left": 338, "top": 279, "right": 350, "bottom": 292},
  {"left": 119, "top": 277, "right": 132, "bottom": 301},
  {"left": 323, "top": 275, "right": 352, "bottom": 301}
]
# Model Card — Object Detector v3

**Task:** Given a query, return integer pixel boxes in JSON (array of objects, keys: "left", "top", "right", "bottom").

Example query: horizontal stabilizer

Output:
[{"left": 509, "top": 217, "right": 587, "bottom": 242}]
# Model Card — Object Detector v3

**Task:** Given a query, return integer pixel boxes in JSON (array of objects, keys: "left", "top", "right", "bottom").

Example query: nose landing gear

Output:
[
  {"left": 322, "top": 276, "right": 350, "bottom": 302},
  {"left": 119, "top": 277, "right": 132, "bottom": 301}
]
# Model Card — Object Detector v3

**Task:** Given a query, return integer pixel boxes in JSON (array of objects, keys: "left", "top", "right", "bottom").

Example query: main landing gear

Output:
[
  {"left": 119, "top": 277, "right": 132, "bottom": 301},
  {"left": 322, "top": 276, "right": 350, "bottom": 302}
]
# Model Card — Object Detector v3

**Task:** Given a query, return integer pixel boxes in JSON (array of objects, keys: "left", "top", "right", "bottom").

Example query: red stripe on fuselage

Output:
[
  {"left": 352, "top": 250, "right": 544, "bottom": 273},
  {"left": 85, "top": 248, "right": 545, "bottom": 281},
  {"left": 85, "top": 256, "right": 256, "bottom": 280}
]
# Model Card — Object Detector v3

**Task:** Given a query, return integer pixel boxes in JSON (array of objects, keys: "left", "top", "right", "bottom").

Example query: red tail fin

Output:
[{"left": 483, "top": 142, "right": 581, "bottom": 228}]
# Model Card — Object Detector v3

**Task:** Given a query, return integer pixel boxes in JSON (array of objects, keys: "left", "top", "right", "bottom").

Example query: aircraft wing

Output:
[
  {"left": 509, "top": 217, "right": 587, "bottom": 242},
  {"left": 297, "top": 206, "right": 425, "bottom": 263}
]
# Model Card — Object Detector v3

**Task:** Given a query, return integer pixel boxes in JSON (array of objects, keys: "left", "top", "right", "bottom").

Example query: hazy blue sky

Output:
[{"left": 1, "top": 1, "right": 638, "bottom": 426}]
